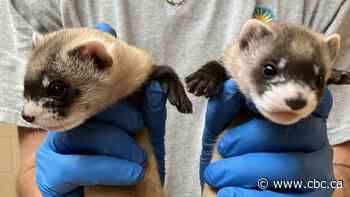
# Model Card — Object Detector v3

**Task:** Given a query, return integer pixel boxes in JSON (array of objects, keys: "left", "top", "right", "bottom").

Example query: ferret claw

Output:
[{"left": 185, "top": 70, "right": 222, "bottom": 98}]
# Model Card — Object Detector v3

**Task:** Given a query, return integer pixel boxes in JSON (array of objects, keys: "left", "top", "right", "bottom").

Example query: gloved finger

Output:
[
  {"left": 142, "top": 81, "right": 167, "bottom": 183},
  {"left": 312, "top": 87, "right": 333, "bottom": 119},
  {"left": 47, "top": 122, "right": 147, "bottom": 164},
  {"left": 37, "top": 185, "right": 83, "bottom": 197},
  {"left": 95, "top": 23, "right": 117, "bottom": 37},
  {"left": 205, "top": 146, "right": 333, "bottom": 190},
  {"left": 36, "top": 150, "right": 144, "bottom": 194},
  {"left": 218, "top": 116, "right": 328, "bottom": 158},
  {"left": 93, "top": 100, "right": 145, "bottom": 133},
  {"left": 204, "top": 80, "right": 245, "bottom": 137},
  {"left": 200, "top": 80, "right": 245, "bottom": 184},
  {"left": 64, "top": 156, "right": 144, "bottom": 186},
  {"left": 142, "top": 81, "right": 167, "bottom": 145},
  {"left": 217, "top": 187, "right": 333, "bottom": 197}
]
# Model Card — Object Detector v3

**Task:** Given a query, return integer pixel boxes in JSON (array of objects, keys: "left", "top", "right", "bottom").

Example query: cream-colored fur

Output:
[
  {"left": 26, "top": 28, "right": 164, "bottom": 197},
  {"left": 202, "top": 20, "right": 340, "bottom": 196}
]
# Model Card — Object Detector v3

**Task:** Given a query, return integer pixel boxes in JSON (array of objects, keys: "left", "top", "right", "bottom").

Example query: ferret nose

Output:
[
  {"left": 21, "top": 111, "right": 35, "bottom": 123},
  {"left": 285, "top": 98, "right": 307, "bottom": 110}
]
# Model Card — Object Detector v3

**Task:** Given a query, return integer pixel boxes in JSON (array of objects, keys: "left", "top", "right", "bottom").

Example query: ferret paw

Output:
[
  {"left": 185, "top": 70, "right": 222, "bottom": 98},
  {"left": 167, "top": 82, "right": 193, "bottom": 114}
]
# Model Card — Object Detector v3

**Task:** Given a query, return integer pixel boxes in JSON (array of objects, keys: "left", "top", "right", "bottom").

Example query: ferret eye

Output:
[
  {"left": 263, "top": 63, "right": 278, "bottom": 78},
  {"left": 47, "top": 80, "right": 67, "bottom": 98}
]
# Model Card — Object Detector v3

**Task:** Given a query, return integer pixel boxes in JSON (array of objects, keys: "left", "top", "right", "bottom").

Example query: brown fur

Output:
[
  {"left": 25, "top": 28, "right": 167, "bottom": 197},
  {"left": 223, "top": 20, "right": 340, "bottom": 99},
  {"left": 189, "top": 20, "right": 343, "bottom": 196},
  {"left": 26, "top": 28, "right": 155, "bottom": 131}
]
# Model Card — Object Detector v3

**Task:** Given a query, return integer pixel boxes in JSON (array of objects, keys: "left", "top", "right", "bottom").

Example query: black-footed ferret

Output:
[
  {"left": 21, "top": 28, "right": 192, "bottom": 197},
  {"left": 186, "top": 19, "right": 350, "bottom": 197}
]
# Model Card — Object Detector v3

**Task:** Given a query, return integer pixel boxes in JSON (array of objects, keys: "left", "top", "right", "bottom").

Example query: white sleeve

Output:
[
  {"left": 321, "top": 1, "right": 350, "bottom": 145},
  {"left": 0, "top": 0, "right": 62, "bottom": 125}
]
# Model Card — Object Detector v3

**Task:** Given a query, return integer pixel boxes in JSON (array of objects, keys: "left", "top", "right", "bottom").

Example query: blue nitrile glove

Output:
[
  {"left": 36, "top": 81, "right": 167, "bottom": 197},
  {"left": 201, "top": 80, "right": 334, "bottom": 197},
  {"left": 95, "top": 22, "right": 117, "bottom": 38}
]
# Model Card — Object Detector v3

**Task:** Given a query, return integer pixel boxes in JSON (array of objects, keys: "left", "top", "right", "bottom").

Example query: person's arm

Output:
[
  {"left": 321, "top": 3, "right": 350, "bottom": 196},
  {"left": 17, "top": 128, "right": 45, "bottom": 197},
  {"left": 333, "top": 142, "right": 350, "bottom": 197}
]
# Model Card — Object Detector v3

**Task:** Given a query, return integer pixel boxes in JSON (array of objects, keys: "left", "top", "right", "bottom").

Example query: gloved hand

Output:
[
  {"left": 200, "top": 80, "right": 334, "bottom": 197},
  {"left": 94, "top": 22, "right": 117, "bottom": 38},
  {"left": 36, "top": 81, "right": 167, "bottom": 197}
]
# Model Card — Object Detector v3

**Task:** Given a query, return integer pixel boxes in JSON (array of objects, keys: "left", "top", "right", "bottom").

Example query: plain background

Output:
[{"left": 0, "top": 124, "right": 19, "bottom": 197}]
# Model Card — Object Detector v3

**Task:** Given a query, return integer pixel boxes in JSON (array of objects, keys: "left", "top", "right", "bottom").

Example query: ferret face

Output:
[
  {"left": 22, "top": 32, "right": 116, "bottom": 131},
  {"left": 231, "top": 20, "right": 340, "bottom": 124}
]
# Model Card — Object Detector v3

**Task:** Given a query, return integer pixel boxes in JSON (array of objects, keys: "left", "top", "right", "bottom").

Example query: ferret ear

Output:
[
  {"left": 324, "top": 34, "right": 341, "bottom": 64},
  {"left": 328, "top": 69, "right": 350, "bottom": 85},
  {"left": 69, "top": 41, "right": 113, "bottom": 70},
  {"left": 32, "top": 32, "right": 45, "bottom": 48},
  {"left": 239, "top": 19, "right": 273, "bottom": 50}
]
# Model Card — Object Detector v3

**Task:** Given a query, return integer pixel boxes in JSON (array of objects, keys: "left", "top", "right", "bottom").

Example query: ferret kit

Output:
[
  {"left": 21, "top": 28, "right": 192, "bottom": 197},
  {"left": 186, "top": 19, "right": 350, "bottom": 196}
]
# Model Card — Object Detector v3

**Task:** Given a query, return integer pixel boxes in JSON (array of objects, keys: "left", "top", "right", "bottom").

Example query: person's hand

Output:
[
  {"left": 36, "top": 81, "right": 167, "bottom": 197},
  {"left": 200, "top": 80, "right": 334, "bottom": 197}
]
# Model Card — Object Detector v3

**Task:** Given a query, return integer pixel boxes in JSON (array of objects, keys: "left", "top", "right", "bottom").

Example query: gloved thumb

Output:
[
  {"left": 142, "top": 81, "right": 167, "bottom": 183},
  {"left": 205, "top": 80, "right": 245, "bottom": 136},
  {"left": 200, "top": 80, "right": 245, "bottom": 186},
  {"left": 312, "top": 88, "right": 333, "bottom": 119}
]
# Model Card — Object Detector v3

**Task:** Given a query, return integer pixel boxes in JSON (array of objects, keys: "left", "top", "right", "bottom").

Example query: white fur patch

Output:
[
  {"left": 32, "top": 32, "right": 44, "bottom": 48},
  {"left": 23, "top": 98, "right": 58, "bottom": 126},
  {"left": 277, "top": 58, "right": 287, "bottom": 69},
  {"left": 23, "top": 98, "right": 87, "bottom": 131},
  {"left": 251, "top": 81, "right": 318, "bottom": 124},
  {"left": 23, "top": 100, "right": 45, "bottom": 117},
  {"left": 270, "top": 75, "right": 286, "bottom": 84},
  {"left": 42, "top": 76, "right": 50, "bottom": 87}
]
